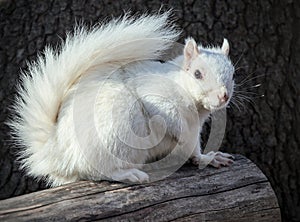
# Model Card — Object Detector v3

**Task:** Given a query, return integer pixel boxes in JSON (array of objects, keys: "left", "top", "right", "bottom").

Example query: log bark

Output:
[{"left": 0, "top": 155, "right": 280, "bottom": 222}]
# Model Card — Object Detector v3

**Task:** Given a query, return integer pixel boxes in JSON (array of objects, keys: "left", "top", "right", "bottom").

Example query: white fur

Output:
[{"left": 10, "top": 13, "right": 235, "bottom": 186}]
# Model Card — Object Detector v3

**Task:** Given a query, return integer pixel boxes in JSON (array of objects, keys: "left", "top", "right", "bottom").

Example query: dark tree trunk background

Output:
[{"left": 0, "top": 0, "right": 299, "bottom": 221}]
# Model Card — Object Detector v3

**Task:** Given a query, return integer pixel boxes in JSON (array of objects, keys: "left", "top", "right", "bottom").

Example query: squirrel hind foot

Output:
[{"left": 111, "top": 168, "right": 149, "bottom": 183}]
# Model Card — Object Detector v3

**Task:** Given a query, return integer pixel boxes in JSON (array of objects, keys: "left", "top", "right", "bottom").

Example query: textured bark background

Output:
[{"left": 0, "top": 0, "right": 299, "bottom": 221}]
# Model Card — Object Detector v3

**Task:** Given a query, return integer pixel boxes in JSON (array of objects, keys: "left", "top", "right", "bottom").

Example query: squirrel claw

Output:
[
  {"left": 190, "top": 151, "right": 234, "bottom": 169},
  {"left": 214, "top": 151, "right": 235, "bottom": 159}
]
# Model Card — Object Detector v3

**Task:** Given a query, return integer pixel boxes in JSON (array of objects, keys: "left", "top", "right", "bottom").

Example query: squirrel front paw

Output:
[
  {"left": 191, "top": 151, "right": 234, "bottom": 169},
  {"left": 206, "top": 151, "right": 234, "bottom": 168}
]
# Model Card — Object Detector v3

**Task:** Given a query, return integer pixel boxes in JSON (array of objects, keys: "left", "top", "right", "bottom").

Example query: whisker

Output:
[
  {"left": 236, "top": 83, "right": 262, "bottom": 88},
  {"left": 233, "top": 50, "right": 245, "bottom": 68},
  {"left": 249, "top": 83, "right": 261, "bottom": 88},
  {"left": 235, "top": 94, "right": 258, "bottom": 108},
  {"left": 233, "top": 100, "right": 245, "bottom": 112},
  {"left": 230, "top": 96, "right": 247, "bottom": 112},
  {"left": 230, "top": 66, "right": 266, "bottom": 114},
  {"left": 234, "top": 90, "right": 260, "bottom": 96},
  {"left": 229, "top": 99, "right": 242, "bottom": 112},
  {"left": 234, "top": 65, "right": 249, "bottom": 72},
  {"left": 235, "top": 73, "right": 265, "bottom": 87}
]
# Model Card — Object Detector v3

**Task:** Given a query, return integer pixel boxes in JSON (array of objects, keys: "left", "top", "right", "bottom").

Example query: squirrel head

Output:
[{"left": 181, "top": 37, "right": 235, "bottom": 111}]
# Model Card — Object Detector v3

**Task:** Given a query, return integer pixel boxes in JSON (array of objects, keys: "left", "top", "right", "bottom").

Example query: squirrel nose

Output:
[{"left": 218, "top": 92, "right": 229, "bottom": 103}]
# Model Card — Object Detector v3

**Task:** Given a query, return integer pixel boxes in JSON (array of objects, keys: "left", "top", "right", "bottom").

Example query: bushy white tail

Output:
[{"left": 9, "top": 12, "right": 180, "bottom": 171}]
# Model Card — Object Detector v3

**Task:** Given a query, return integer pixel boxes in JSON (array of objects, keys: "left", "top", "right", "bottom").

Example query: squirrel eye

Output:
[{"left": 194, "top": 69, "right": 203, "bottom": 79}]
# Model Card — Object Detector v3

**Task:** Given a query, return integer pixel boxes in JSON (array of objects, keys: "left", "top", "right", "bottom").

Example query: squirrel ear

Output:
[
  {"left": 221, "top": 38, "right": 230, "bottom": 56},
  {"left": 184, "top": 38, "right": 200, "bottom": 70}
]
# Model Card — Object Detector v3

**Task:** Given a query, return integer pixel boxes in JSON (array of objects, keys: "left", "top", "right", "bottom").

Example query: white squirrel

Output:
[{"left": 10, "top": 12, "right": 235, "bottom": 186}]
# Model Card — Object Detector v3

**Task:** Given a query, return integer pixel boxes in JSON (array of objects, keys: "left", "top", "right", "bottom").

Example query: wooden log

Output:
[{"left": 0, "top": 155, "right": 281, "bottom": 221}]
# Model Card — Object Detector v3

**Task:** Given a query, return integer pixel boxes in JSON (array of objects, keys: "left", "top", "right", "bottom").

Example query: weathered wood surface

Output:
[{"left": 0, "top": 155, "right": 280, "bottom": 222}]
